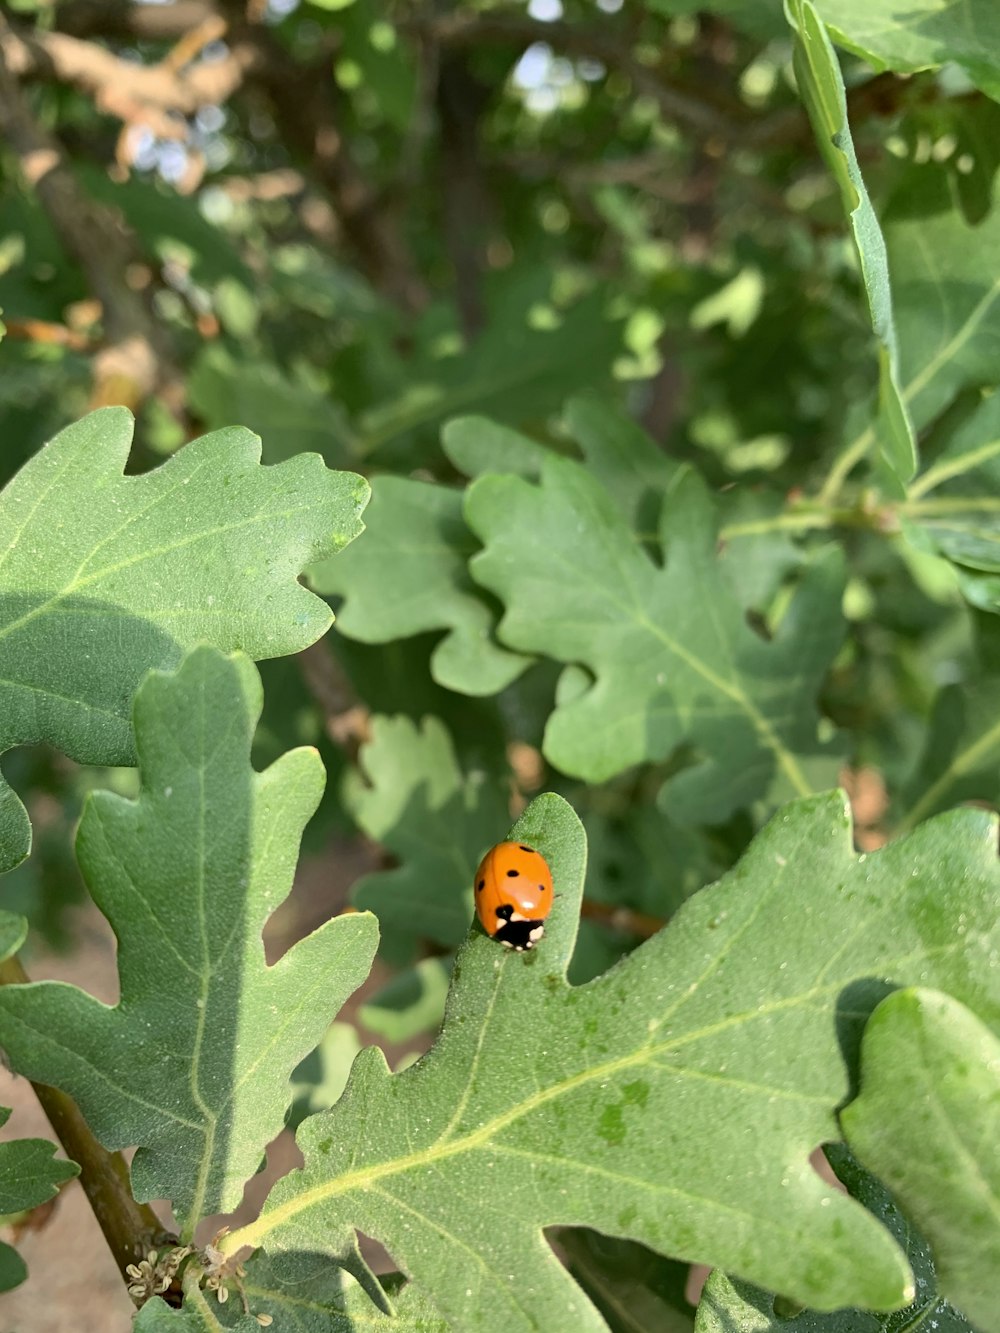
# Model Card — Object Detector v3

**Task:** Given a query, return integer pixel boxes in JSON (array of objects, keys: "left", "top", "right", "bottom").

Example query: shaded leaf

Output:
[
  {"left": 357, "top": 278, "right": 625, "bottom": 458},
  {"left": 695, "top": 1143, "right": 974, "bottom": 1330},
  {"left": 0, "top": 409, "right": 368, "bottom": 871},
  {"left": 466, "top": 458, "right": 844, "bottom": 817},
  {"left": 884, "top": 167, "right": 1000, "bottom": 436},
  {"left": 359, "top": 958, "right": 452, "bottom": 1043},
  {"left": 345, "top": 715, "right": 508, "bottom": 962},
  {"left": 224, "top": 790, "right": 1000, "bottom": 1327},
  {"left": 0, "top": 1106, "right": 79, "bottom": 1293},
  {"left": 312, "top": 477, "right": 529, "bottom": 696},
  {"left": 789, "top": 0, "right": 916, "bottom": 481},
  {"left": 842, "top": 988, "right": 1000, "bottom": 1333},
  {"left": 189, "top": 346, "right": 357, "bottom": 467},
  {"left": 561, "top": 1229, "right": 695, "bottom": 1332},
  {"left": 0, "top": 646, "right": 378, "bottom": 1230}
]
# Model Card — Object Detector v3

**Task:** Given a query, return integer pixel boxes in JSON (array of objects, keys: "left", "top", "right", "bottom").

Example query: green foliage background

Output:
[{"left": 0, "top": 0, "right": 998, "bottom": 1329}]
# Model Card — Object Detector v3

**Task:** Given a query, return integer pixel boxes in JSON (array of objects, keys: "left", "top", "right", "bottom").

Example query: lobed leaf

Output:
[
  {"left": 223, "top": 790, "right": 1000, "bottom": 1328},
  {"left": 311, "top": 477, "right": 529, "bottom": 696},
  {"left": 465, "top": 457, "right": 844, "bottom": 816},
  {"left": 696, "top": 1144, "right": 975, "bottom": 1330},
  {"left": 0, "top": 1105, "right": 79, "bottom": 1293},
  {"left": 0, "top": 646, "right": 378, "bottom": 1230},
  {"left": 788, "top": 0, "right": 916, "bottom": 482},
  {"left": 345, "top": 714, "right": 508, "bottom": 962},
  {"left": 842, "top": 988, "right": 1000, "bottom": 1333},
  {"left": 0, "top": 409, "right": 369, "bottom": 870}
]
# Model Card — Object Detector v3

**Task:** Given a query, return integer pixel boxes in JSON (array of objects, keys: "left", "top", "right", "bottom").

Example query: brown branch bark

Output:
[
  {"left": 55, "top": 0, "right": 216, "bottom": 43},
  {"left": 0, "top": 953, "right": 173, "bottom": 1288},
  {"left": 2, "top": 20, "right": 258, "bottom": 120},
  {"left": 0, "top": 16, "right": 183, "bottom": 412}
]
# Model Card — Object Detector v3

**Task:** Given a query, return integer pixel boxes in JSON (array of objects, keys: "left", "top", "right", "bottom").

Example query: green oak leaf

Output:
[
  {"left": 696, "top": 1144, "right": 974, "bottom": 1330},
  {"left": 814, "top": 0, "right": 1000, "bottom": 101},
  {"left": 788, "top": 0, "right": 916, "bottom": 482},
  {"left": 885, "top": 168, "right": 1000, "bottom": 436},
  {"left": 311, "top": 476, "right": 530, "bottom": 695},
  {"left": 359, "top": 958, "right": 452, "bottom": 1043},
  {"left": 0, "top": 1106, "right": 79, "bottom": 1293},
  {"left": 345, "top": 714, "right": 508, "bottom": 962},
  {"left": 842, "top": 988, "right": 1000, "bottom": 1333},
  {"left": 0, "top": 646, "right": 378, "bottom": 1233},
  {"left": 465, "top": 458, "right": 845, "bottom": 816},
  {"left": 0, "top": 907, "right": 27, "bottom": 961},
  {"left": 221, "top": 790, "right": 1000, "bottom": 1328},
  {"left": 0, "top": 407, "right": 369, "bottom": 871}
]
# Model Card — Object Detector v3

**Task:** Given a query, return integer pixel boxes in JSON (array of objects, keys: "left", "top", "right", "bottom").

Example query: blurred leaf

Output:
[
  {"left": 0, "top": 648, "right": 378, "bottom": 1229},
  {"left": 345, "top": 715, "right": 508, "bottom": 962},
  {"left": 884, "top": 167, "right": 1000, "bottom": 435},
  {"left": 0, "top": 1106, "right": 79, "bottom": 1293},
  {"left": 0, "top": 409, "right": 368, "bottom": 871},
  {"left": 789, "top": 0, "right": 916, "bottom": 481},
  {"left": 358, "top": 279, "right": 626, "bottom": 457},
  {"left": 696, "top": 1142, "right": 974, "bottom": 1330},
  {"left": 190, "top": 346, "right": 357, "bottom": 466},
  {"left": 312, "top": 476, "right": 530, "bottom": 695},
  {"left": 466, "top": 458, "right": 844, "bottom": 818},
  {"left": 288, "top": 1023, "right": 363, "bottom": 1131},
  {"left": 359, "top": 957, "right": 452, "bottom": 1043},
  {"left": 843, "top": 988, "right": 1000, "bottom": 1333},
  {"left": 226, "top": 790, "right": 1000, "bottom": 1325}
]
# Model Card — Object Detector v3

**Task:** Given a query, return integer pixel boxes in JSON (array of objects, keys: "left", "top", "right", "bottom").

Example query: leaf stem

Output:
[
  {"left": 816, "top": 425, "right": 874, "bottom": 508},
  {"left": 0, "top": 952, "right": 173, "bottom": 1284}
]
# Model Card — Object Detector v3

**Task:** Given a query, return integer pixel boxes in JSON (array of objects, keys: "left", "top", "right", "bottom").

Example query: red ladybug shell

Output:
[{"left": 474, "top": 841, "right": 553, "bottom": 950}]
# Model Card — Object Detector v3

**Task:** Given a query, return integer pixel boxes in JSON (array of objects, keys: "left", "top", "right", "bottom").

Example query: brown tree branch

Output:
[
  {"left": 55, "top": 0, "right": 216, "bottom": 43},
  {"left": 2, "top": 20, "right": 257, "bottom": 121},
  {"left": 0, "top": 953, "right": 173, "bottom": 1290},
  {"left": 0, "top": 16, "right": 183, "bottom": 411}
]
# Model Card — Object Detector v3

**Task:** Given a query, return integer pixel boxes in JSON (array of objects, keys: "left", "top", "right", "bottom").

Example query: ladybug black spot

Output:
[
  {"left": 506, "top": 868, "right": 519, "bottom": 877},
  {"left": 519, "top": 844, "right": 534, "bottom": 853},
  {"left": 477, "top": 879, "right": 485, "bottom": 891}
]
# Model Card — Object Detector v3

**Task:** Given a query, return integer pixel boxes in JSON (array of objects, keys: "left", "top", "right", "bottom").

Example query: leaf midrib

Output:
[{"left": 228, "top": 937, "right": 966, "bottom": 1252}]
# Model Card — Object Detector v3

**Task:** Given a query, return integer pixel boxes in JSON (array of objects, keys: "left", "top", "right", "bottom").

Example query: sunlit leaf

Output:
[
  {"left": 0, "top": 409, "right": 368, "bottom": 871},
  {"left": 222, "top": 790, "right": 1000, "bottom": 1328}
]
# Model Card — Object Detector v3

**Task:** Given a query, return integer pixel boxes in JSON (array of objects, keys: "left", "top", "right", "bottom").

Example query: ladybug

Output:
[{"left": 474, "top": 841, "right": 553, "bottom": 950}]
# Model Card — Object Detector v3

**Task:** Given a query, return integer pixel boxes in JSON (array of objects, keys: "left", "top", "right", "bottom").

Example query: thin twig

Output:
[{"left": 0, "top": 953, "right": 173, "bottom": 1287}]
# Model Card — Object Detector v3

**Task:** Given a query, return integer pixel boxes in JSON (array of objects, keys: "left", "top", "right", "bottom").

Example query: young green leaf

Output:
[
  {"left": 696, "top": 1144, "right": 975, "bottom": 1330},
  {"left": 312, "top": 477, "right": 530, "bottom": 695},
  {"left": 842, "top": 988, "right": 1000, "bottom": 1333},
  {"left": 0, "top": 1107, "right": 79, "bottom": 1293},
  {"left": 223, "top": 790, "right": 1000, "bottom": 1327},
  {"left": 0, "top": 408, "right": 369, "bottom": 871},
  {"left": 465, "top": 458, "right": 844, "bottom": 817},
  {"left": 345, "top": 714, "right": 508, "bottom": 961},
  {"left": 788, "top": 0, "right": 916, "bottom": 482},
  {"left": 813, "top": 0, "right": 1000, "bottom": 100},
  {"left": 0, "top": 646, "right": 378, "bottom": 1233}
]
